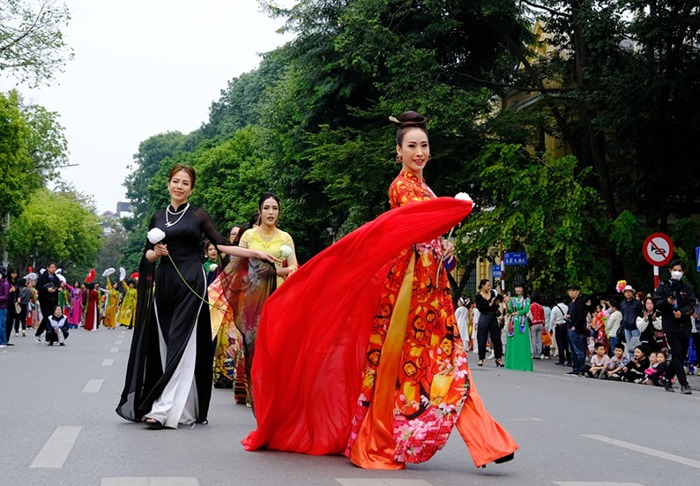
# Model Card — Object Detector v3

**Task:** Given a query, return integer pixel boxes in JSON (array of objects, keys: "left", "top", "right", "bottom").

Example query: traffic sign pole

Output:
[{"left": 653, "top": 265, "right": 659, "bottom": 289}]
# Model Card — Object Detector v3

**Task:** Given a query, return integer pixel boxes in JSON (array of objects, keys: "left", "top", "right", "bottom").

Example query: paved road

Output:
[{"left": 2, "top": 328, "right": 698, "bottom": 486}]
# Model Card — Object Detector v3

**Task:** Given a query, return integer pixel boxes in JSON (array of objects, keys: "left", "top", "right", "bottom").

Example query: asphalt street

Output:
[{"left": 1, "top": 327, "right": 699, "bottom": 486}]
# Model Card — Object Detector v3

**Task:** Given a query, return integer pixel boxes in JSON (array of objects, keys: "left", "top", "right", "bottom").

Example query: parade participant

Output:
[
  {"left": 214, "top": 192, "right": 298, "bottom": 411},
  {"left": 67, "top": 281, "right": 83, "bottom": 329},
  {"left": 203, "top": 240, "right": 220, "bottom": 286},
  {"left": 34, "top": 263, "right": 60, "bottom": 342},
  {"left": 115, "top": 164, "right": 277, "bottom": 430},
  {"left": 242, "top": 111, "right": 517, "bottom": 470},
  {"left": 100, "top": 276, "right": 119, "bottom": 329},
  {"left": 475, "top": 279, "right": 504, "bottom": 367},
  {"left": 505, "top": 283, "right": 533, "bottom": 371},
  {"left": 653, "top": 259, "right": 697, "bottom": 394},
  {"left": 83, "top": 283, "right": 100, "bottom": 331},
  {"left": 116, "top": 279, "right": 137, "bottom": 328}
]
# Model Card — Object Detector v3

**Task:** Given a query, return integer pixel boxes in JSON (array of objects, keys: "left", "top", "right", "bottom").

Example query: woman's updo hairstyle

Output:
[
  {"left": 390, "top": 111, "right": 428, "bottom": 145},
  {"left": 168, "top": 163, "right": 196, "bottom": 189}
]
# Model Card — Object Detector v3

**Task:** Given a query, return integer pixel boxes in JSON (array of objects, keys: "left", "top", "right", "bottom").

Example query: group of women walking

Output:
[{"left": 116, "top": 111, "right": 518, "bottom": 471}]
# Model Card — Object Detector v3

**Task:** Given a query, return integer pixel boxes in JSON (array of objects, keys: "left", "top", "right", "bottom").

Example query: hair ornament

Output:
[{"left": 388, "top": 115, "right": 400, "bottom": 124}]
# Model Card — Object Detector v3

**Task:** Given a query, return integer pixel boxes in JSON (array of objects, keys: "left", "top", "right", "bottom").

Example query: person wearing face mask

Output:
[{"left": 653, "top": 259, "right": 697, "bottom": 394}]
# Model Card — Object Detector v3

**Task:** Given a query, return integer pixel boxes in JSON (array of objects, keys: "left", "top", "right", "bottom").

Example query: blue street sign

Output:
[
  {"left": 696, "top": 247, "right": 700, "bottom": 272},
  {"left": 492, "top": 264, "right": 502, "bottom": 278},
  {"left": 503, "top": 252, "right": 528, "bottom": 266}
]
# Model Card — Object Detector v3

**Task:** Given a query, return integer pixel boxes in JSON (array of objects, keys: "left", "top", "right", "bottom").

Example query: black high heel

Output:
[
  {"left": 144, "top": 418, "right": 164, "bottom": 430},
  {"left": 494, "top": 452, "right": 515, "bottom": 464},
  {"left": 495, "top": 359, "right": 504, "bottom": 367},
  {"left": 478, "top": 360, "right": 484, "bottom": 366}
]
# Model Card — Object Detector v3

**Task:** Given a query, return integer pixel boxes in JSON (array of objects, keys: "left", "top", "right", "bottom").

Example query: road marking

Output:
[
  {"left": 102, "top": 359, "right": 114, "bottom": 366},
  {"left": 110, "top": 347, "right": 119, "bottom": 353},
  {"left": 101, "top": 478, "right": 199, "bottom": 486},
  {"left": 115, "top": 340, "right": 122, "bottom": 344},
  {"left": 554, "top": 483, "right": 644, "bottom": 486},
  {"left": 584, "top": 434, "right": 700, "bottom": 469},
  {"left": 83, "top": 379, "right": 104, "bottom": 393},
  {"left": 30, "top": 426, "right": 81, "bottom": 468},
  {"left": 509, "top": 417, "right": 543, "bottom": 421},
  {"left": 336, "top": 480, "right": 433, "bottom": 486}
]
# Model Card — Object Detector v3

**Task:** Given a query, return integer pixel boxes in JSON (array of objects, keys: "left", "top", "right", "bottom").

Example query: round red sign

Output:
[{"left": 642, "top": 232, "right": 674, "bottom": 267}]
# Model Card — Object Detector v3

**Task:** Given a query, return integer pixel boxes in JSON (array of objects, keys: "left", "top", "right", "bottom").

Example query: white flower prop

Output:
[
  {"left": 209, "top": 263, "right": 218, "bottom": 271},
  {"left": 278, "top": 245, "right": 293, "bottom": 259},
  {"left": 56, "top": 268, "right": 63, "bottom": 274},
  {"left": 147, "top": 227, "right": 166, "bottom": 244},
  {"left": 102, "top": 267, "right": 115, "bottom": 277},
  {"left": 56, "top": 273, "right": 66, "bottom": 284},
  {"left": 119, "top": 267, "right": 126, "bottom": 281},
  {"left": 455, "top": 192, "right": 472, "bottom": 202}
]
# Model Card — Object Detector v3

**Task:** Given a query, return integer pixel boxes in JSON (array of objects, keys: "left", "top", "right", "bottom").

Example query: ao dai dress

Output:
[{"left": 505, "top": 296, "right": 533, "bottom": 371}]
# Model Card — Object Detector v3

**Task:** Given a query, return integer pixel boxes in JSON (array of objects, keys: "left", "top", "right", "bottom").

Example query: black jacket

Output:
[
  {"left": 653, "top": 279, "right": 697, "bottom": 337},
  {"left": 36, "top": 271, "right": 59, "bottom": 307},
  {"left": 568, "top": 298, "right": 587, "bottom": 334}
]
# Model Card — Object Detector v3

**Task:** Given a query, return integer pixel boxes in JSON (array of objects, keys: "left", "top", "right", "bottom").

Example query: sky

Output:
[{"left": 4, "top": 0, "right": 293, "bottom": 214}]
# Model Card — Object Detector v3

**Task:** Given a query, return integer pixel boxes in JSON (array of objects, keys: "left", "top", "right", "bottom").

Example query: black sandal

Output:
[{"left": 144, "top": 418, "right": 164, "bottom": 430}]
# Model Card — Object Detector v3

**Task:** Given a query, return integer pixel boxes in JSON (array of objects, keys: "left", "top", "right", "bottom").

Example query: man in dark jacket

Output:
[
  {"left": 34, "top": 263, "right": 60, "bottom": 343},
  {"left": 653, "top": 260, "right": 697, "bottom": 395},
  {"left": 566, "top": 284, "right": 587, "bottom": 376}
]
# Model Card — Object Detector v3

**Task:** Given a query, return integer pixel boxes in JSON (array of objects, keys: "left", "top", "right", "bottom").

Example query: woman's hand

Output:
[
  {"left": 441, "top": 239, "right": 455, "bottom": 260},
  {"left": 154, "top": 243, "right": 169, "bottom": 258},
  {"left": 254, "top": 250, "right": 281, "bottom": 265}
]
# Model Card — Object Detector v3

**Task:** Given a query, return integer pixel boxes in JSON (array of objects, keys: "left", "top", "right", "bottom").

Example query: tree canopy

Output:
[{"left": 121, "top": 0, "right": 700, "bottom": 296}]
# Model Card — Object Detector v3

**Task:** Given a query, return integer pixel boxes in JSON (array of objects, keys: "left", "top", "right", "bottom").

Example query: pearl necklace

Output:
[{"left": 165, "top": 203, "right": 190, "bottom": 227}]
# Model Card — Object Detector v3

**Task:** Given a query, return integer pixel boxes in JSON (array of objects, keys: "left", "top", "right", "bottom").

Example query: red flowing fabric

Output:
[{"left": 242, "top": 197, "right": 472, "bottom": 454}]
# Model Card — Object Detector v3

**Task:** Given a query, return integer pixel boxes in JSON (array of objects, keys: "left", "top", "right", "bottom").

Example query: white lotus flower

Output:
[
  {"left": 455, "top": 192, "right": 472, "bottom": 202},
  {"left": 278, "top": 245, "right": 293, "bottom": 259},
  {"left": 147, "top": 227, "right": 166, "bottom": 244}
]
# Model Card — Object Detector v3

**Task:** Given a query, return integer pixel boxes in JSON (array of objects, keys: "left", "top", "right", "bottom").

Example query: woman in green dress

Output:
[{"left": 504, "top": 283, "right": 533, "bottom": 371}]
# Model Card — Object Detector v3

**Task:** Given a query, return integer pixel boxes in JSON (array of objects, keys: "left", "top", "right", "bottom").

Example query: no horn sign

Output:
[{"left": 642, "top": 232, "right": 674, "bottom": 267}]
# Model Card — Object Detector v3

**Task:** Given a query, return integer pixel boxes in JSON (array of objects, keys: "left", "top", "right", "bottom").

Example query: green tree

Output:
[
  {"left": 4, "top": 188, "right": 102, "bottom": 281},
  {"left": 458, "top": 144, "right": 608, "bottom": 295},
  {"left": 0, "top": 0, "right": 73, "bottom": 87}
]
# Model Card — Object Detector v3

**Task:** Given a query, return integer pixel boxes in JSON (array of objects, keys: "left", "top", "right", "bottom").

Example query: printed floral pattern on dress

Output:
[{"left": 345, "top": 170, "right": 471, "bottom": 464}]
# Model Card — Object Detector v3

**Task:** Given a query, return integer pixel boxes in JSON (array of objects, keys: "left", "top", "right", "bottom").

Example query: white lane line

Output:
[
  {"left": 115, "top": 340, "right": 122, "bottom": 344},
  {"left": 82, "top": 379, "right": 104, "bottom": 393},
  {"left": 30, "top": 426, "right": 81, "bottom": 468},
  {"left": 101, "top": 478, "right": 199, "bottom": 486},
  {"left": 102, "top": 359, "right": 114, "bottom": 366},
  {"left": 584, "top": 434, "right": 700, "bottom": 469},
  {"left": 110, "top": 347, "right": 119, "bottom": 353},
  {"left": 336, "top": 480, "right": 433, "bottom": 486},
  {"left": 554, "top": 482, "right": 645, "bottom": 486}
]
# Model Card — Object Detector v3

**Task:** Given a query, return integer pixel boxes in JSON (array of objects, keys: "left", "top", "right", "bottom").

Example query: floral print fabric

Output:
[{"left": 346, "top": 170, "right": 470, "bottom": 464}]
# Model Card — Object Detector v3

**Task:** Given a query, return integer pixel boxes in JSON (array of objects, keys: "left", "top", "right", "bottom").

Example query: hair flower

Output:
[{"left": 615, "top": 280, "right": 627, "bottom": 293}]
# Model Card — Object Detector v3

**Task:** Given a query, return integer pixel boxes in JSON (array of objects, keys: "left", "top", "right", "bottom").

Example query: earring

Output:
[{"left": 396, "top": 154, "right": 403, "bottom": 163}]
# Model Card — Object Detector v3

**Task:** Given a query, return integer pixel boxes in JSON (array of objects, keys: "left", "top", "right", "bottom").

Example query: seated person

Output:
[
  {"left": 587, "top": 342, "right": 611, "bottom": 378},
  {"left": 606, "top": 343, "right": 628, "bottom": 381},
  {"left": 45, "top": 305, "right": 69, "bottom": 346},
  {"left": 622, "top": 345, "right": 649, "bottom": 383},
  {"left": 642, "top": 350, "right": 670, "bottom": 386}
]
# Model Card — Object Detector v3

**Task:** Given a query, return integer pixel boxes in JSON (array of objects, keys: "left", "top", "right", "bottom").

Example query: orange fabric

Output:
[
  {"left": 242, "top": 197, "right": 472, "bottom": 454},
  {"left": 455, "top": 374, "right": 519, "bottom": 468},
  {"left": 349, "top": 255, "right": 415, "bottom": 470}
]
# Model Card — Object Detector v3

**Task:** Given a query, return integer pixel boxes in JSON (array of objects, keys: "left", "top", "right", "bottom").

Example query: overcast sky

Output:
[{"left": 4, "top": 0, "right": 293, "bottom": 214}]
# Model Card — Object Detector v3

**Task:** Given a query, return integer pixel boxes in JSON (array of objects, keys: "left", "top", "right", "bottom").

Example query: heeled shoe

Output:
[
  {"left": 494, "top": 452, "right": 515, "bottom": 464},
  {"left": 495, "top": 359, "right": 504, "bottom": 367},
  {"left": 478, "top": 360, "right": 484, "bottom": 366},
  {"left": 144, "top": 418, "right": 164, "bottom": 430}
]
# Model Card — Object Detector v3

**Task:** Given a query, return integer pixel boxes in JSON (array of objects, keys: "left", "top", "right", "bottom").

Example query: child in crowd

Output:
[
  {"left": 622, "top": 345, "right": 649, "bottom": 383},
  {"left": 642, "top": 350, "right": 670, "bottom": 386},
  {"left": 607, "top": 343, "right": 628, "bottom": 380},
  {"left": 46, "top": 305, "right": 68, "bottom": 346},
  {"left": 587, "top": 342, "right": 612, "bottom": 378}
]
